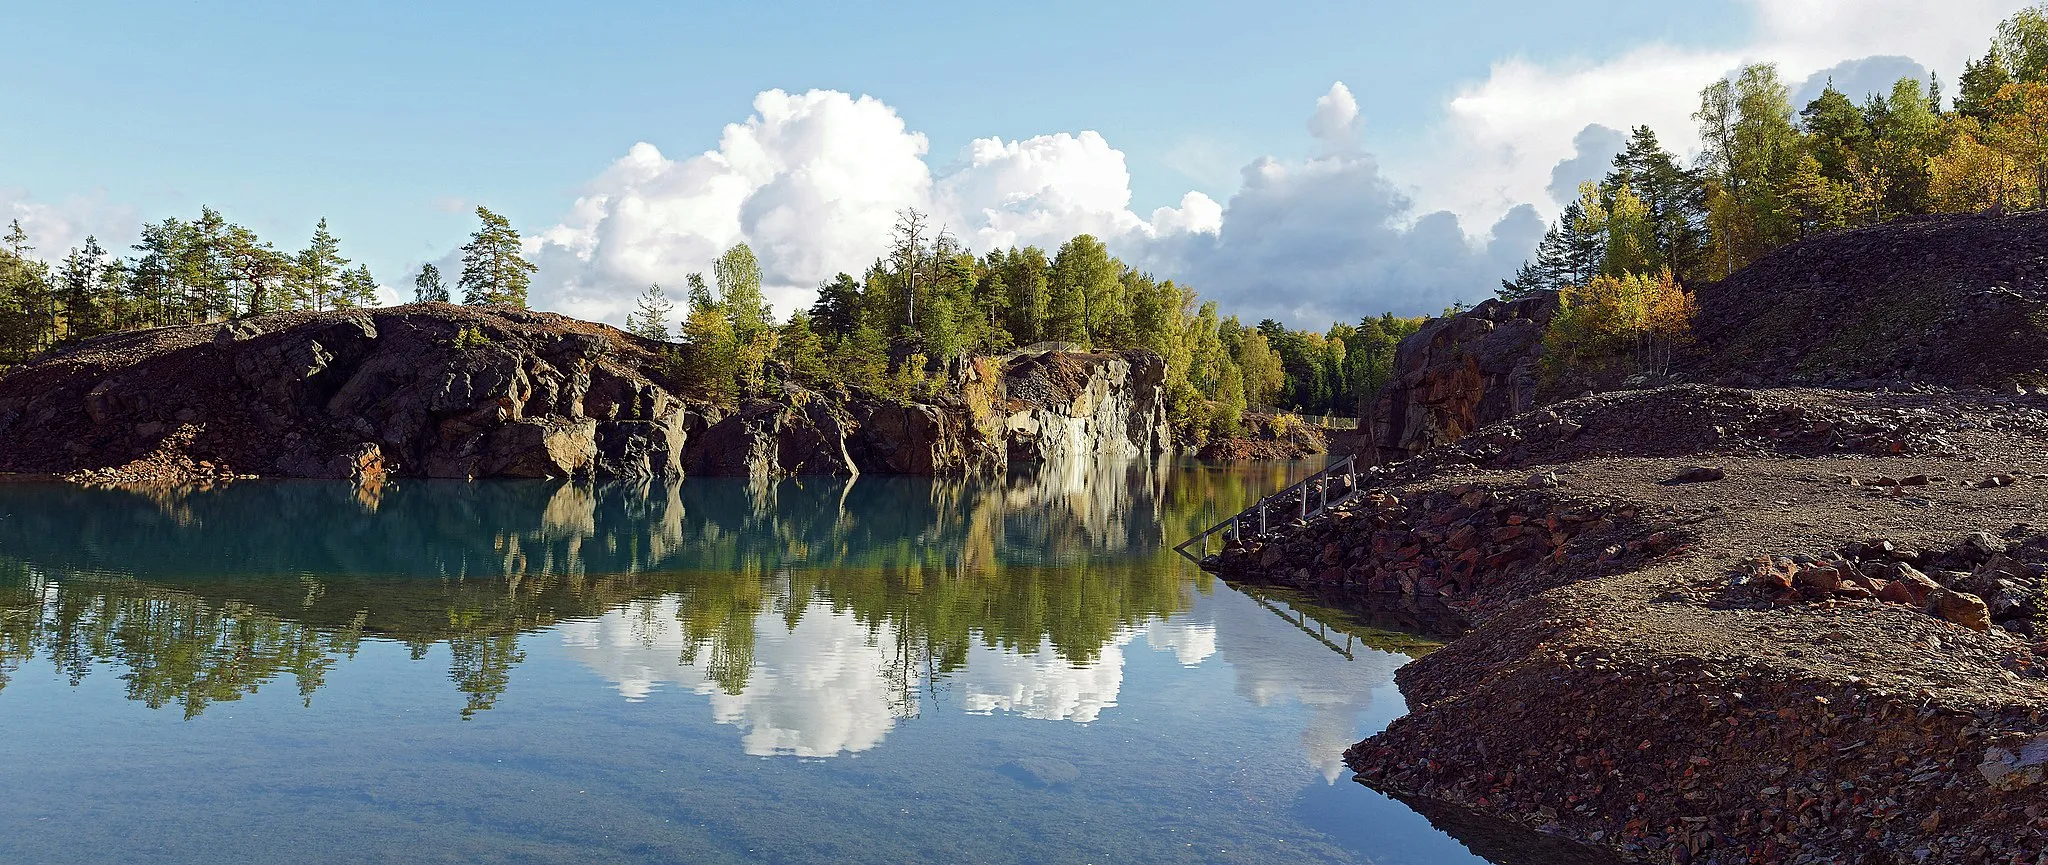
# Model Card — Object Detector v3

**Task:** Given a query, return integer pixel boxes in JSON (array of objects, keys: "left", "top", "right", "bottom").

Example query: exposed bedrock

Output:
[
  {"left": 0, "top": 305, "right": 1171, "bottom": 483},
  {"left": 1364, "top": 292, "right": 1558, "bottom": 466}
]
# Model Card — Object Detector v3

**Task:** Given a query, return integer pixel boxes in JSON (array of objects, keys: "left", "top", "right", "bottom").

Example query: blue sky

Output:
[{"left": 1, "top": 0, "right": 2027, "bottom": 327}]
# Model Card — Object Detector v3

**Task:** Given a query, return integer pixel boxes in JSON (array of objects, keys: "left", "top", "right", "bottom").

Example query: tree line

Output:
[
  {"left": 0, "top": 204, "right": 536, "bottom": 366},
  {"left": 1495, "top": 6, "right": 2048, "bottom": 383},
  {"left": 1505, "top": 5, "right": 2048, "bottom": 300},
  {"left": 617, "top": 210, "right": 1422, "bottom": 442}
]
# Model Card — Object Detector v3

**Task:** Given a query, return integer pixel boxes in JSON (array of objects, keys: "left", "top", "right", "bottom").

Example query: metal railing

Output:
[{"left": 1173, "top": 455, "right": 1363, "bottom": 562}]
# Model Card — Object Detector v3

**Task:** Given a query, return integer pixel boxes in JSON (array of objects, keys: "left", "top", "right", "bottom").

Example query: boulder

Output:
[
  {"left": 1929, "top": 589, "right": 1993, "bottom": 632},
  {"left": 1363, "top": 293, "right": 1558, "bottom": 464}
]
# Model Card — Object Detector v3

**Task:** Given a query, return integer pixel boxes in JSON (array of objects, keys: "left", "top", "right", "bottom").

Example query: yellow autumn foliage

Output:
[{"left": 1542, "top": 269, "right": 1697, "bottom": 377}]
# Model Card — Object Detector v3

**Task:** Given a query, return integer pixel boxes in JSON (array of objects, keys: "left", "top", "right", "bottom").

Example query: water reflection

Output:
[
  {"left": 0, "top": 461, "right": 1507, "bottom": 864},
  {"left": 0, "top": 460, "right": 1304, "bottom": 721},
  {"left": 0, "top": 459, "right": 1429, "bottom": 758}
]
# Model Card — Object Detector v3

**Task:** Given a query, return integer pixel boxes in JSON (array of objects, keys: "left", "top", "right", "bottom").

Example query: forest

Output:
[
  {"left": 1502, "top": 6, "right": 2048, "bottom": 371},
  {"left": 8, "top": 7, "right": 2048, "bottom": 441},
  {"left": 0, "top": 200, "right": 1417, "bottom": 445}
]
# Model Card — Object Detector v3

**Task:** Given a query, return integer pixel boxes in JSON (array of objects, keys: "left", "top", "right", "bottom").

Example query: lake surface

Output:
[{"left": 0, "top": 460, "right": 1495, "bottom": 864}]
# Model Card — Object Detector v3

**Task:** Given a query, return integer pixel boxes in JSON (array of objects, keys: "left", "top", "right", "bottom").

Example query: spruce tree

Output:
[
  {"left": 293, "top": 218, "right": 349, "bottom": 312},
  {"left": 57, "top": 238, "right": 107, "bottom": 340},
  {"left": 1959, "top": 47, "right": 2015, "bottom": 123},
  {"left": 458, "top": 207, "right": 536, "bottom": 307},
  {"left": 626, "top": 283, "right": 675, "bottom": 341}
]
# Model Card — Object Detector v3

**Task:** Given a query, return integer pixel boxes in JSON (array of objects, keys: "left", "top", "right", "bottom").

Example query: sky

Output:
[{"left": 0, "top": 0, "right": 2031, "bottom": 330}]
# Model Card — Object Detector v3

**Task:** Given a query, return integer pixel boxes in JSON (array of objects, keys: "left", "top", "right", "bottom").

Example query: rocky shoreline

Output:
[
  {"left": 0, "top": 304, "right": 1171, "bottom": 485},
  {"left": 1202, "top": 212, "right": 2048, "bottom": 864},
  {"left": 1208, "top": 385, "right": 2048, "bottom": 862}
]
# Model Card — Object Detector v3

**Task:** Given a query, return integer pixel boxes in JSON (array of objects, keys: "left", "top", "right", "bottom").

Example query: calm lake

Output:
[{"left": 0, "top": 460, "right": 1496, "bottom": 864}]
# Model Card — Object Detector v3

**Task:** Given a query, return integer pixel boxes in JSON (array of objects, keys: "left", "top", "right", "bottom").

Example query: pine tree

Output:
[
  {"left": 293, "top": 218, "right": 349, "bottom": 312},
  {"left": 414, "top": 264, "right": 449, "bottom": 303},
  {"left": 808, "top": 272, "right": 862, "bottom": 340},
  {"left": 336, "top": 264, "right": 378, "bottom": 308},
  {"left": 626, "top": 283, "right": 675, "bottom": 341},
  {"left": 773, "top": 312, "right": 829, "bottom": 385},
  {"left": 458, "top": 207, "right": 536, "bottom": 307},
  {"left": 220, "top": 224, "right": 292, "bottom": 316}
]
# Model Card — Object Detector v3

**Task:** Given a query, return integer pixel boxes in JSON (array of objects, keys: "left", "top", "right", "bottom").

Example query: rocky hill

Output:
[
  {"left": 1363, "top": 211, "right": 2048, "bottom": 466},
  {"left": 1693, "top": 210, "right": 2048, "bottom": 390},
  {"left": 0, "top": 303, "right": 1169, "bottom": 483},
  {"left": 1211, "top": 211, "right": 2048, "bottom": 863}
]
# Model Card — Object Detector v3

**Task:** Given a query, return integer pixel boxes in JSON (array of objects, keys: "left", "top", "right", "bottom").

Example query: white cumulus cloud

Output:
[
  {"left": 0, "top": 187, "right": 138, "bottom": 261},
  {"left": 528, "top": 83, "right": 1530, "bottom": 329},
  {"left": 531, "top": 89, "right": 932, "bottom": 324},
  {"left": 1399, "top": 0, "right": 2030, "bottom": 228}
]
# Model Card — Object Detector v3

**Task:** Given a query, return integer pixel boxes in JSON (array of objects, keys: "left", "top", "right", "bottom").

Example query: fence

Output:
[{"left": 1173, "top": 454, "right": 1363, "bottom": 562}]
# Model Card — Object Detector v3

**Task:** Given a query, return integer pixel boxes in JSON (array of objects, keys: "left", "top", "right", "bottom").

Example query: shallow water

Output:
[{"left": 0, "top": 460, "right": 1496, "bottom": 864}]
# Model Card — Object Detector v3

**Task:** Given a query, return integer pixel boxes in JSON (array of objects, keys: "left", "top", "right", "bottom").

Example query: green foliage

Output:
[
  {"left": 1541, "top": 270, "right": 1697, "bottom": 378},
  {"left": 0, "top": 207, "right": 399, "bottom": 362},
  {"left": 627, "top": 283, "right": 676, "bottom": 341},
  {"left": 458, "top": 207, "right": 535, "bottom": 307},
  {"left": 414, "top": 263, "right": 449, "bottom": 303},
  {"left": 773, "top": 312, "right": 830, "bottom": 386},
  {"left": 808, "top": 272, "right": 862, "bottom": 340},
  {"left": 713, "top": 243, "right": 771, "bottom": 344},
  {"left": 1235, "top": 328, "right": 1285, "bottom": 408},
  {"left": 452, "top": 325, "right": 493, "bottom": 351},
  {"left": 681, "top": 302, "right": 739, "bottom": 404}
]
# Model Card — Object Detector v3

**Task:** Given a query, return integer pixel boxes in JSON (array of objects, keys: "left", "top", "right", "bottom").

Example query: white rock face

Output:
[{"left": 1000, "top": 349, "right": 1171, "bottom": 464}]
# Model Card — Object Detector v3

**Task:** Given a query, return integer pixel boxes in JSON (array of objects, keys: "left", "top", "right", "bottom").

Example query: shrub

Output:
[{"left": 452, "top": 325, "right": 493, "bottom": 351}]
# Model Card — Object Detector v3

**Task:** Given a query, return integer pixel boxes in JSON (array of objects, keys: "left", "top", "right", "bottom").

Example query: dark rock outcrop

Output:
[
  {"left": 0, "top": 305, "right": 682, "bottom": 482},
  {"left": 1690, "top": 210, "right": 2048, "bottom": 389},
  {"left": 1364, "top": 292, "right": 1557, "bottom": 465},
  {"left": 0, "top": 304, "right": 1174, "bottom": 483},
  {"left": 1359, "top": 212, "right": 2048, "bottom": 468}
]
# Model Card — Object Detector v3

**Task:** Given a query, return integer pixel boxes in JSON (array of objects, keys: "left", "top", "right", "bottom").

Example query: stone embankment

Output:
[{"left": 0, "top": 304, "right": 1171, "bottom": 484}]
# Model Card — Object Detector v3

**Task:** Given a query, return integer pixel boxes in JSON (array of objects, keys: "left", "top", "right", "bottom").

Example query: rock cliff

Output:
[
  {"left": 999, "top": 347, "right": 1172, "bottom": 464},
  {"left": 0, "top": 304, "right": 1172, "bottom": 483},
  {"left": 1363, "top": 293, "right": 1557, "bottom": 465}
]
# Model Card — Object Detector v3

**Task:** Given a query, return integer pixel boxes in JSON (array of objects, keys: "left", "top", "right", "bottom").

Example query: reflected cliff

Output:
[{"left": 0, "top": 460, "right": 1420, "bottom": 753}]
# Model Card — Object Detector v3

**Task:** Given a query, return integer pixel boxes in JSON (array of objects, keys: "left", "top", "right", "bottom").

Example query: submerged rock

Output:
[{"left": 999, "top": 757, "right": 1080, "bottom": 788}]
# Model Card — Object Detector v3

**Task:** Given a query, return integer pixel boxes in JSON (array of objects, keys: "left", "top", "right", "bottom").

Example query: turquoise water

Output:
[{"left": 0, "top": 462, "right": 1493, "bottom": 864}]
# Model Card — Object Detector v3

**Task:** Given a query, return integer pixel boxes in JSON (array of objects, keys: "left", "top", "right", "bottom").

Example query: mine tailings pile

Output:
[{"left": 1208, "top": 211, "right": 2048, "bottom": 863}]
